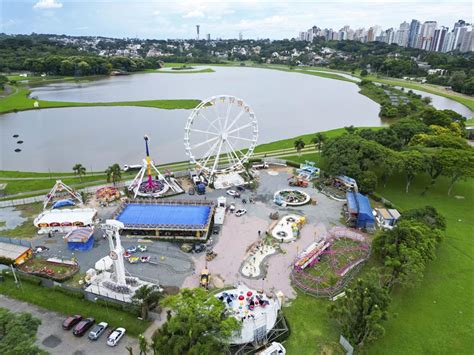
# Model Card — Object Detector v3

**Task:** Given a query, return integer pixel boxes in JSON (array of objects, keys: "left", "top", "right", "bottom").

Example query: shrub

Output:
[{"left": 53, "top": 286, "right": 85, "bottom": 299}]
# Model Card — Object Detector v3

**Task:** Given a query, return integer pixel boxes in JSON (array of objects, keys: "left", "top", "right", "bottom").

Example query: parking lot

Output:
[{"left": 0, "top": 294, "right": 137, "bottom": 355}]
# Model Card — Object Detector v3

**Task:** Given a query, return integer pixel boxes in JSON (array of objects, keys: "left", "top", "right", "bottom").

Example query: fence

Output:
[
  {"left": 263, "top": 157, "right": 287, "bottom": 166},
  {"left": 0, "top": 236, "right": 32, "bottom": 248}
]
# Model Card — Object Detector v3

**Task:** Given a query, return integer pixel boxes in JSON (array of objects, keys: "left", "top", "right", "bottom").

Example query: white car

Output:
[
  {"left": 226, "top": 189, "right": 240, "bottom": 197},
  {"left": 107, "top": 327, "right": 126, "bottom": 347},
  {"left": 235, "top": 209, "right": 247, "bottom": 217}
]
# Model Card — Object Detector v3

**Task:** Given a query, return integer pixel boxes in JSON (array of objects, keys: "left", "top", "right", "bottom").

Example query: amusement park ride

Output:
[
  {"left": 128, "top": 135, "right": 182, "bottom": 198},
  {"left": 184, "top": 95, "right": 259, "bottom": 187}
]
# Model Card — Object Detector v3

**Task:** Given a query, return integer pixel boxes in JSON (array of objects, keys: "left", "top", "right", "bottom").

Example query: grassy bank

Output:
[
  {"left": 0, "top": 86, "right": 200, "bottom": 114},
  {"left": 0, "top": 202, "right": 43, "bottom": 237},
  {"left": 0, "top": 276, "right": 150, "bottom": 337}
]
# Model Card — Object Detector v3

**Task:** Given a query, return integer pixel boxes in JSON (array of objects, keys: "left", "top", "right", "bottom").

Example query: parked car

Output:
[
  {"left": 107, "top": 327, "right": 126, "bottom": 347},
  {"left": 188, "top": 187, "right": 195, "bottom": 195},
  {"left": 226, "top": 189, "right": 240, "bottom": 197},
  {"left": 73, "top": 318, "right": 95, "bottom": 337},
  {"left": 193, "top": 243, "right": 206, "bottom": 253},
  {"left": 137, "top": 245, "right": 147, "bottom": 252},
  {"left": 128, "top": 256, "right": 140, "bottom": 264},
  {"left": 88, "top": 322, "right": 108, "bottom": 341},
  {"left": 235, "top": 209, "right": 247, "bottom": 217},
  {"left": 180, "top": 243, "right": 193, "bottom": 253},
  {"left": 140, "top": 256, "right": 151, "bottom": 263},
  {"left": 62, "top": 315, "right": 82, "bottom": 330},
  {"left": 126, "top": 246, "right": 137, "bottom": 254},
  {"left": 236, "top": 186, "right": 245, "bottom": 191}
]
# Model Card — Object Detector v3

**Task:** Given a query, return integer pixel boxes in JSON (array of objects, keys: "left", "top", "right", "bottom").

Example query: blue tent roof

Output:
[{"left": 346, "top": 192, "right": 375, "bottom": 228}]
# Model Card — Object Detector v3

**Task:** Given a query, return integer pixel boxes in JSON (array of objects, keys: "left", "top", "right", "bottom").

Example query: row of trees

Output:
[
  {"left": 321, "top": 107, "right": 473, "bottom": 195},
  {"left": 72, "top": 163, "right": 122, "bottom": 184},
  {"left": 330, "top": 206, "right": 446, "bottom": 348}
]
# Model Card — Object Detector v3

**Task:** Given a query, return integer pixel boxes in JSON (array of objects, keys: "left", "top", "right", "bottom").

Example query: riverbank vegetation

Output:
[{"left": 0, "top": 86, "right": 200, "bottom": 114}]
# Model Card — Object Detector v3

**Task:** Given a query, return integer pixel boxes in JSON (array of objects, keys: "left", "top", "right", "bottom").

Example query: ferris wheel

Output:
[{"left": 184, "top": 95, "right": 258, "bottom": 179}]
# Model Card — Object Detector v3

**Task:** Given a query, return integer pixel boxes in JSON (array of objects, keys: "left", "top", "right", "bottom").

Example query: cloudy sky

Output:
[{"left": 1, "top": 0, "right": 471, "bottom": 39}]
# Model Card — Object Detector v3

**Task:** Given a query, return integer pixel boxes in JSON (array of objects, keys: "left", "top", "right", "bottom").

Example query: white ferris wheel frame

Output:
[{"left": 184, "top": 95, "right": 259, "bottom": 179}]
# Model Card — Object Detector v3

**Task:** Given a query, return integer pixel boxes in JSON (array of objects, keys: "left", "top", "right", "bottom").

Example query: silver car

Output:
[{"left": 88, "top": 322, "right": 108, "bottom": 341}]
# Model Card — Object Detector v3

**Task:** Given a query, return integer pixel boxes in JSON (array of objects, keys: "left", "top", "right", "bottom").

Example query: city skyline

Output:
[
  {"left": 297, "top": 19, "right": 472, "bottom": 53},
  {"left": 0, "top": 0, "right": 472, "bottom": 40}
]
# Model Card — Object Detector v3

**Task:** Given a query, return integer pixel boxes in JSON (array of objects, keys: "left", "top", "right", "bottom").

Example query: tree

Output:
[
  {"left": 0, "top": 308, "right": 44, "bottom": 355},
  {"left": 310, "top": 132, "right": 326, "bottom": 152},
  {"left": 329, "top": 274, "right": 391, "bottom": 348},
  {"left": 438, "top": 148, "right": 474, "bottom": 195},
  {"left": 152, "top": 288, "right": 240, "bottom": 354},
  {"left": 358, "top": 170, "right": 378, "bottom": 194},
  {"left": 373, "top": 219, "right": 443, "bottom": 290},
  {"left": 344, "top": 125, "right": 357, "bottom": 135},
  {"left": 360, "top": 69, "right": 368, "bottom": 76},
  {"left": 139, "top": 334, "right": 149, "bottom": 355},
  {"left": 399, "top": 205, "right": 446, "bottom": 230},
  {"left": 72, "top": 163, "right": 86, "bottom": 181},
  {"left": 391, "top": 118, "right": 429, "bottom": 146},
  {"left": 294, "top": 138, "right": 305, "bottom": 156},
  {"left": 0, "top": 75, "right": 8, "bottom": 89},
  {"left": 105, "top": 163, "right": 122, "bottom": 185},
  {"left": 132, "top": 284, "right": 162, "bottom": 321},
  {"left": 400, "top": 149, "right": 426, "bottom": 193}
]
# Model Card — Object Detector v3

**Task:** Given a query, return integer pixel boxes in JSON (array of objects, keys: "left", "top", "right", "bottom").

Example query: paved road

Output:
[{"left": 0, "top": 295, "right": 138, "bottom": 355}]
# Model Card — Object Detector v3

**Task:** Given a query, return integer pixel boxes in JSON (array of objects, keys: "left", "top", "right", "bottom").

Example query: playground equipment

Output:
[
  {"left": 288, "top": 176, "right": 309, "bottom": 187},
  {"left": 43, "top": 180, "right": 83, "bottom": 210},
  {"left": 296, "top": 161, "right": 320, "bottom": 181},
  {"left": 184, "top": 95, "right": 258, "bottom": 185},
  {"left": 273, "top": 189, "right": 311, "bottom": 207},
  {"left": 270, "top": 214, "right": 306, "bottom": 243},
  {"left": 291, "top": 226, "right": 370, "bottom": 298},
  {"left": 128, "top": 136, "right": 182, "bottom": 198},
  {"left": 96, "top": 186, "right": 120, "bottom": 203}
]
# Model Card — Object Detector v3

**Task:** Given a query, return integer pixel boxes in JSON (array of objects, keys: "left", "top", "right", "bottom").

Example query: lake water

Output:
[
  {"left": 1, "top": 67, "right": 384, "bottom": 172},
  {"left": 3, "top": 66, "right": 470, "bottom": 172}
]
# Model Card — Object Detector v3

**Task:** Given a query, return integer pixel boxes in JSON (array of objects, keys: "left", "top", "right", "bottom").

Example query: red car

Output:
[
  {"left": 63, "top": 315, "right": 82, "bottom": 330},
  {"left": 73, "top": 318, "right": 95, "bottom": 337}
]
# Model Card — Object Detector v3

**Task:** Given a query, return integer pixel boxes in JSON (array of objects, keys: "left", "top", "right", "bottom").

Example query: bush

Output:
[{"left": 286, "top": 160, "right": 300, "bottom": 168}]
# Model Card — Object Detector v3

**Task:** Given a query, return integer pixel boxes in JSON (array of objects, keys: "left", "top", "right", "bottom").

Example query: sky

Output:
[{"left": 0, "top": 0, "right": 472, "bottom": 39}]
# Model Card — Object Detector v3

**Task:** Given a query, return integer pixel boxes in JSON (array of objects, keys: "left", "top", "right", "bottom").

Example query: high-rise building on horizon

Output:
[
  {"left": 295, "top": 19, "right": 472, "bottom": 53},
  {"left": 408, "top": 19, "right": 421, "bottom": 48},
  {"left": 196, "top": 25, "right": 200, "bottom": 40}
]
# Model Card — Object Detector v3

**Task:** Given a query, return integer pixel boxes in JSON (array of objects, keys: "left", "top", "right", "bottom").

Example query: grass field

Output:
[
  {"left": 0, "top": 86, "right": 200, "bottom": 114},
  {"left": 0, "top": 276, "right": 150, "bottom": 337},
  {"left": 283, "top": 173, "right": 474, "bottom": 355}
]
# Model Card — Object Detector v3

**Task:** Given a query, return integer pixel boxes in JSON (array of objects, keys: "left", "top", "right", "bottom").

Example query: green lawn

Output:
[
  {"left": 0, "top": 276, "right": 150, "bottom": 337},
  {"left": 155, "top": 68, "right": 215, "bottom": 74},
  {"left": 283, "top": 174, "right": 474, "bottom": 355},
  {"left": 0, "top": 86, "right": 200, "bottom": 114}
]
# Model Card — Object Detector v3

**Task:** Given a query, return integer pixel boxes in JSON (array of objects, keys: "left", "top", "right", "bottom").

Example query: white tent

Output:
[{"left": 34, "top": 208, "right": 97, "bottom": 234}]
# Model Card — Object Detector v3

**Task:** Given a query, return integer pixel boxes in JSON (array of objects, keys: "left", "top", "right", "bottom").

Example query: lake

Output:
[{"left": 2, "top": 66, "right": 469, "bottom": 172}]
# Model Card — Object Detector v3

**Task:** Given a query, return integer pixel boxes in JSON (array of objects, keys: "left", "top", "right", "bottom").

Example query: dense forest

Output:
[{"left": 0, "top": 34, "right": 161, "bottom": 75}]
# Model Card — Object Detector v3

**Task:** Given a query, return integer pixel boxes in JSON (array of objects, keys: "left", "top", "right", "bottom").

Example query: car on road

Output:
[
  {"left": 73, "top": 318, "right": 95, "bottom": 337},
  {"left": 62, "top": 315, "right": 82, "bottom": 330},
  {"left": 107, "top": 327, "right": 126, "bottom": 347},
  {"left": 235, "top": 209, "right": 247, "bottom": 217},
  {"left": 193, "top": 243, "right": 206, "bottom": 253},
  {"left": 137, "top": 245, "right": 147, "bottom": 252},
  {"left": 226, "top": 189, "right": 240, "bottom": 197},
  {"left": 88, "top": 322, "right": 108, "bottom": 341},
  {"left": 126, "top": 246, "right": 137, "bottom": 254}
]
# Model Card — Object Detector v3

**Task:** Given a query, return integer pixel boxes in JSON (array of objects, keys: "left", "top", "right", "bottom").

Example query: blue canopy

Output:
[
  {"left": 52, "top": 199, "right": 75, "bottom": 209},
  {"left": 346, "top": 192, "right": 374, "bottom": 228}
]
